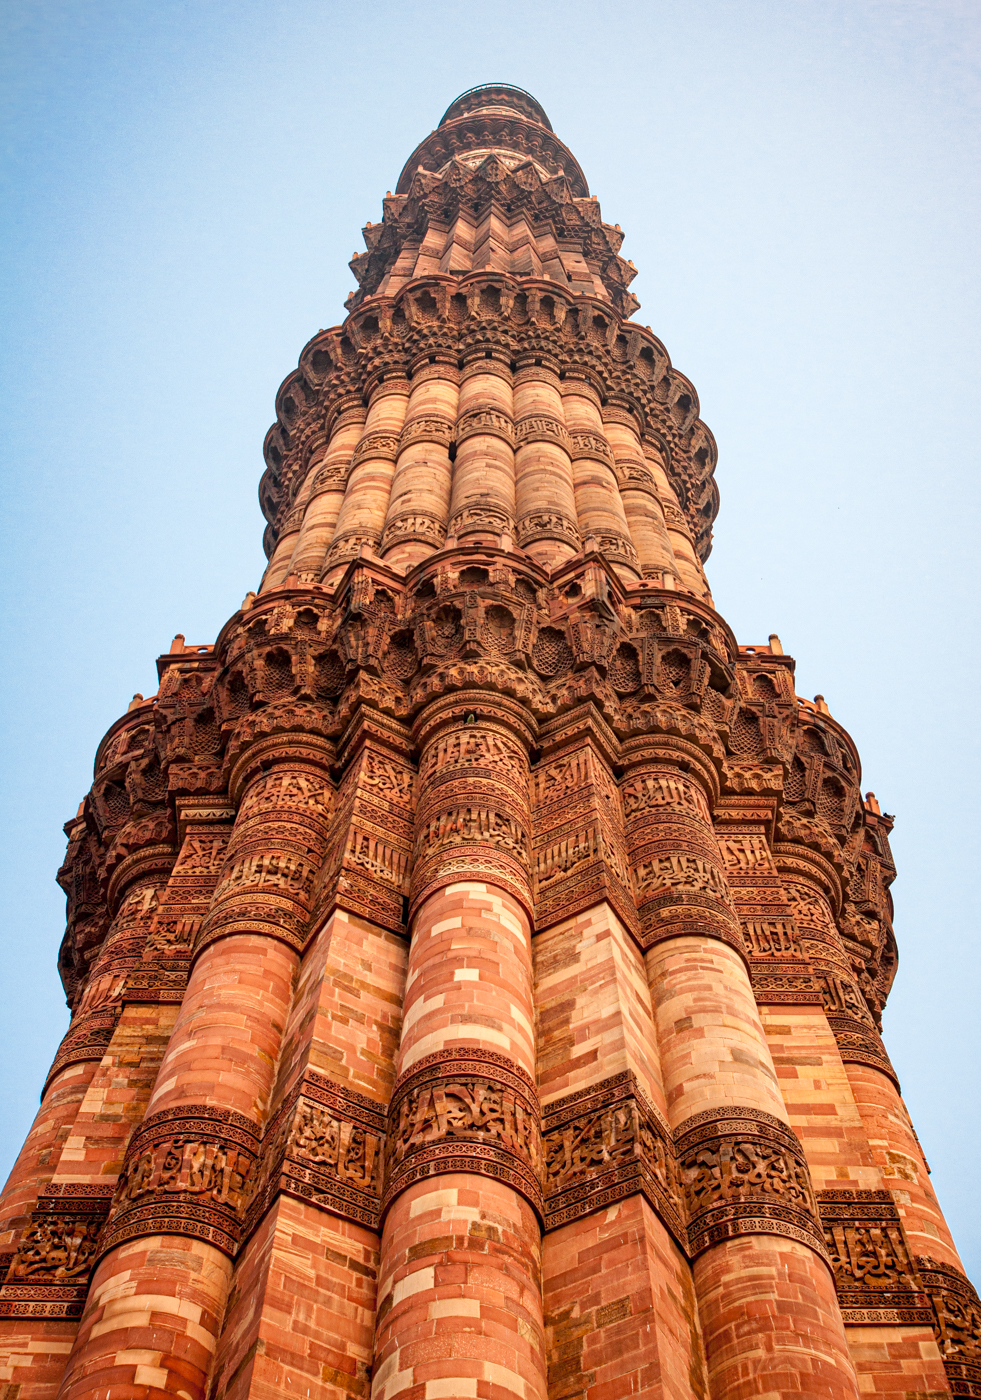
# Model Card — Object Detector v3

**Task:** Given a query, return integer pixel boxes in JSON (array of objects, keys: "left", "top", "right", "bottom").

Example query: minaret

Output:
[{"left": 0, "top": 84, "right": 976, "bottom": 1400}]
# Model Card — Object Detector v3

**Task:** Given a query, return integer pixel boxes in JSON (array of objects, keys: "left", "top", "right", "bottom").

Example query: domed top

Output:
[{"left": 438, "top": 84, "right": 552, "bottom": 132}]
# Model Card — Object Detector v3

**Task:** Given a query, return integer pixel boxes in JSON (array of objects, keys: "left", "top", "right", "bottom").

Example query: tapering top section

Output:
[
  {"left": 438, "top": 84, "right": 553, "bottom": 131},
  {"left": 347, "top": 84, "right": 647, "bottom": 315},
  {"left": 395, "top": 83, "right": 590, "bottom": 200},
  {"left": 259, "top": 84, "right": 725, "bottom": 574}
]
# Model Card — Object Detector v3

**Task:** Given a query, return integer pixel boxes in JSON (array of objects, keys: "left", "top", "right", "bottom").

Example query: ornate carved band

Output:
[
  {"left": 350, "top": 430, "right": 401, "bottom": 467},
  {"left": 411, "top": 720, "right": 533, "bottom": 918},
  {"left": 569, "top": 430, "right": 615, "bottom": 466},
  {"left": 247, "top": 1070, "right": 385, "bottom": 1235},
  {"left": 44, "top": 1010, "right": 119, "bottom": 1089},
  {"left": 514, "top": 413, "right": 572, "bottom": 451},
  {"left": 543, "top": 1071, "right": 685, "bottom": 1248},
  {"left": 0, "top": 1183, "right": 114, "bottom": 1319},
  {"left": 917, "top": 1257, "right": 981, "bottom": 1398},
  {"left": 398, "top": 414, "right": 454, "bottom": 450},
  {"left": 194, "top": 763, "right": 333, "bottom": 957},
  {"left": 822, "top": 1008, "right": 899, "bottom": 1088},
  {"left": 455, "top": 406, "right": 514, "bottom": 447},
  {"left": 675, "top": 1106, "right": 826, "bottom": 1260},
  {"left": 816, "top": 1190, "right": 933, "bottom": 1324},
  {"left": 382, "top": 1048, "right": 543, "bottom": 1220},
  {"left": 101, "top": 1105, "right": 262, "bottom": 1258},
  {"left": 530, "top": 741, "right": 636, "bottom": 937}
]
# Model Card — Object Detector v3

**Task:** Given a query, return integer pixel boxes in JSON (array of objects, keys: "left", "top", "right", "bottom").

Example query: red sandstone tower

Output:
[{"left": 1, "top": 84, "right": 977, "bottom": 1400}]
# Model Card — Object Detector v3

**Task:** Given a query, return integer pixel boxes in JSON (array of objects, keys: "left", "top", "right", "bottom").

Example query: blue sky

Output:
[{"left": 2, "top": 0, "right": 979, "bottom": 1274}]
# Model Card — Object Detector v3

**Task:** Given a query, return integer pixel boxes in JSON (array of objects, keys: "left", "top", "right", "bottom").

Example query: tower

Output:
[{"left": 0, "top": 79, "right": 977, "bottom": 1399}]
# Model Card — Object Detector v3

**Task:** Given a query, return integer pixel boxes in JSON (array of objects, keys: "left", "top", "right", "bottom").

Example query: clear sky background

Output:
[{"left": 2, "top": 0, "right": 979, "bottom": 1276}]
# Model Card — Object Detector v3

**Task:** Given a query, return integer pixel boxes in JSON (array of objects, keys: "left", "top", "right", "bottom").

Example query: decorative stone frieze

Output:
[
  {"left": 0, "top": 1184, "right": 114, "bottom": 1319},
  {"left": 101, "top": 1105, "right": 262, "bottom": 1257},
  {"left": 917, "top": 1257, "right": 981, "bottom": 1397},
  {"left": 675, "top": 1106, "right": 826, "bottom": 1259},
  {"left": 817, "top": 1189, "right": 933, "bottom": 1325},
  {"left": 543, "top": 1071, "right": 685, "bottom": 1247},
  {"left": 383, "top": 1048, "right": 543, "bottom": 1219},
  {"left": 246, "top": 1070, "right": 386, "bottom": 1234}
]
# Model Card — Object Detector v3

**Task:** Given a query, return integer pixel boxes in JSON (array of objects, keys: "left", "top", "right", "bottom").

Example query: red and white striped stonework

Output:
[{"left": 0, "top": 84, "right": 970, "bottom": 1400}]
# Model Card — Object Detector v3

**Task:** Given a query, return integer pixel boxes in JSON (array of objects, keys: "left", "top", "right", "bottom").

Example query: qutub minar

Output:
[{"left": 0, "top": 84, "right": 976, "bottom": 1400}]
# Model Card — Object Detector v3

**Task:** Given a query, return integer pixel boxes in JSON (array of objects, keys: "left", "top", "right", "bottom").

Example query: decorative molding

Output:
[
  {"left": 246, "top": 1071, "right": 386, "bottom": 1236},
  {"left": 675, "top": 1106, "right": 826, "bottom": 1260},
  {"left": 101, "top": 1105, "right": 262, "bottom": 1258},
  {"left": 543, "top": 1072, "right": 685, "bottom": 1248},
  {"left": 383, "top": 1048, "right": 543, "bottom": 1220},
  {"left": 0, "top": 1183, "right": 114, "bottom": 1319},
  {"left": 817, "top": 1189, "right": 933, "bottom": 1325},
  {"left": 917, "top": 1257, "right": 981, "bottom": 1397}
]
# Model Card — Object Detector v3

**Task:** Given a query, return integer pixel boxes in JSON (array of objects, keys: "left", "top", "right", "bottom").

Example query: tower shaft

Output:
[{"left": 0, "top": 84, "right": 974, "bottom": 1400}]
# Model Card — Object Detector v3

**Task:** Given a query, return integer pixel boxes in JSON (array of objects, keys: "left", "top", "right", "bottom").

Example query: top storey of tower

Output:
[
  {"left": 348, "top": 84, "right": 638, "bottom": 315},
  {"left": 396, "top": 83, "right": 590, "bottom": 199},
  {"left": 439, "top": 84, "right": 554, "bottom": 130}
]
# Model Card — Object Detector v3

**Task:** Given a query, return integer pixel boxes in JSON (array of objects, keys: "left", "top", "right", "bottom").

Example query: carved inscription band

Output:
[
  {"left": 383, "top": 1047, "right": 543, "bottom": 1220},
  {"left": 248, "top": 1070, "right": 386, "bottom": 1233},
  {"left": 102, "top": 1105, "right": 262, "bottom": 1257},
  {"left": 543, "top": 1071, "right": 685, "bottom": 1247},
  {"left": 103, "top": 1052, "right": 544, "bottom": 1258},
  {"left": 541, "top": 1076, "right": 826, "bottom": 1264},
  {"left": 675, "top": 1106, "right": 825, "bottom": 1258},
  {"left": 917, "top": 1257, "right": 981, "bottom": 1397},
  {"left": 817, "top": 1189, "right": 933, "bottom": 1325},
  {"left": 0, "top": 1183, "right": 114, "bottom": 1319}
]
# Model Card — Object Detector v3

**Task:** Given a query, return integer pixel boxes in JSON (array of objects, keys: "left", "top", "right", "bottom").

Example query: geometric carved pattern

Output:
[
  {"left": 0, "top": 1183, "right": 115, "bottom": 1319},
  {"left": 917, "top": 1257, "right": 981, "bottom": 1398},
  {"left": 543, "top": 1071, "right": 685, "bottom": 1248},
  {"left": 817, "top": 1190, "right": 934, "bottom": 1324},
  {"left": 383, "top": 1047, "right": 543, "bottom": 1221},
  {"left": 325, "top": 743, "right": 414, "bottom": 937},
  {"left": 101, "top": 1105, "right": 262, "bottom": 1258}
]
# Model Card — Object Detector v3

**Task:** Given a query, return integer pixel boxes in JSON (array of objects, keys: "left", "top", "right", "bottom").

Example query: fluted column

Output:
[
  {"left": 759, "top": 842, "right": 952, "bottom": 1395},
  {"left": 208, "top": 716, "right": 415, "bottom": 1400},
  {"left": 560, "top": 378, "right": 641, "bottom": 582},
  {"left": 262, "top": 402, "right": 366, "bottom": 592},
  {"left": 0, "top": 857, "right": 173, "bottom": 1399},
  {"left": 513, "top": 363, "right": 581, "bottom": 569},
  {"left": 601, "top": 410, "right": 680, "bottom": 586},
  {"left": 641, "top": 438, "right": 712, "bottom": 598},
  {"left": 287, "top": 408, "right": 367, "bottom": 583},
  {"left": 261, "top": 469, "right": 316, "bottom": 593},
  {"left": 532, "top": 710, "right": 707, "bottom": 1399},
  {"left": 320, "top": 383, "right": 410, "bottom": 585},
  {"left": 0, "top": 829, "right": 174, "bottom": 1242},
  {"left": 621, "top": 736, "right": 860, "bottom": 1400},
  {"left": 447, "top": 359, "right": 515, "bottom": 546},
  {"left": 379, "top": 363, "right": 458, "bottom": 570},
  {"left": 371, "top": 694, "right": 546, "bottom": 1400},
  {"left": 776, "top": 849, "right": 963, "bottom": 1271},
  {"left": 54, "top": 733, "right": 334, "bottom": 1400}
]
